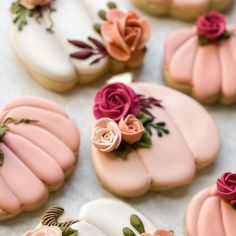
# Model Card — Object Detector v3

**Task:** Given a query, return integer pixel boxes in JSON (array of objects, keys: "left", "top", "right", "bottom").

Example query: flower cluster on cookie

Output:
[
  {"left": 69, "top": 1, "right": 150, "bottom": 67},
  {"left": 11, "top": 0, "right": 55, "bottom": 31},
  {"left": 217, "top": 172, "right": 236, "bottom": 207},
  {"left": 91, "top": 83, "right": 169, "bottom": 159},
  {"left": 123, "top": 214, "right": 174, "bottom": 236},
  {"left": 197, "top": 11, "right": 232, "bottom": 46}
]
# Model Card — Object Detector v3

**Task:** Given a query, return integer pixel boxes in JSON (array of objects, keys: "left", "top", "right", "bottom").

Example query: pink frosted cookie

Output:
[
  {"left": 132, "top": 0, "right": 232, "bottom": 20},
  {"left": 164, "top": 12, "right": 236, "bottom": 104},
  {"left": 186, "top": 172, "right": 236, "bottom": 236},
  {"left": 0, "top": 96, "right": 80, "bottom": 220},
  {"left": 90, "top": 81, "right": 220, "bottom": 197},
  {"left": 23, "top": 198, "right": 175, "bottom": 236},
  {"left": 10, "top": 0, "right": 150, "bottom": 92}
]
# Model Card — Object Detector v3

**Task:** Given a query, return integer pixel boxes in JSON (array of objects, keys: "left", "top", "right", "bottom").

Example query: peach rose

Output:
[
  {"left": 91, "top": 118, "right": 122, "bottom": 152},
  {"left": 118, "top": 115, "right": 144, "bottom": 144},
  {"left": 142, "top": 230, "right": 175, "bottom": 236},
  {"left": 101, "top": 9, "right": 150, "bottom": 63},
  {"left": 20, "top": 0, "right": 53, "bottom": 9},
  {"left": 24, "top": 226, "right": 62, "bottom": 236}
]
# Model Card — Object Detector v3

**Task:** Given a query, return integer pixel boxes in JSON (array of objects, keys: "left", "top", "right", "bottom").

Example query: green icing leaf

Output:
[
  {"left": 0, "top": 150, "right": 4, "bottom": 167},
  {"left": 107, "top": 1, "right": 117, "bottom": 9},
  {"left": 114, "top": 142, "right": 133, "bottom": 160},
  {"left": 123, "top": 227, "right": 136, "bottom": 236},
  {"left": 136, "top": 112, "right": 153, "bottom": 124},
  {"left": 93, "top": 23, "right": 101, "bottom": 34},
  {"left": 0, "top": 124, "right": 9, "bottom": 140},
  {"left": 198, "top": 36, "right": 210, "bottom": 46},
  {"left": 130, "top": 214, "right": 145, "bottom": 234},
  {"left": 98, "top": 10, "right": 107, "bottom": 20},
  {"left": 134, "top": 131, "right": 152, "bottom": 149},
  {"left": 61, "top": 227, "right": 78, "bottom": 236},
  {"left": 149, "top": 122, "right": 169, "bottom": 137}
]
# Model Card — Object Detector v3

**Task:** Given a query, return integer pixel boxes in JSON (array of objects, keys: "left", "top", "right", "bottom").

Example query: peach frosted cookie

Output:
[
  {"left": 0, "top": 96, "right": 80, "bottom": 220},
  {"left": 186, "top": 172, "right": 236, "bottom": 236},
  {"left": 90, "top": 80, "right": 220, "bottom": 197},
  {"left": 164, "top": 11, "right": 236, "bottom": 104},
  {"left": 131, "top": 0, "right": 232, "bottom": 21},
  {"left": 10, "top": 0, "right": 150, "bottom": 92},
  {"left": 23, "top": 198, "right": 175, "bottom": 236}
]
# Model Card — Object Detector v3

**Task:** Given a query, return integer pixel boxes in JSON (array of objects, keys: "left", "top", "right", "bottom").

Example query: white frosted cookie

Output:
[
  {"left": 131, "top": 0, "right": 232, "bottom": 21},
  {"left": 90, "top": 78, "right": 220, "bottom": 197},
  {"left": 10, "top": 0, "right": 150, "bottom": 92},
  {"left": 0, "top": 96, "right": 80, "bottom": 220},
  {"left": 164, "top": 11, "right": 236, "bottom": 104},
  {"left": 23, "top": 199, "right": 175, "bottom": 236}
]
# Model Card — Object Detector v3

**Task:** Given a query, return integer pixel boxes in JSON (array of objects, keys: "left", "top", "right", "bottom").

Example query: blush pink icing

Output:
[
  {"left": 91, "top": 83, "right": 220, "bottom": 197},
  {"left": 164, "top": 26, "right": 236, "bottom": 102},
  {"left": 142, "top": 230, "right": 174, "bottom": 236},
  {"left": 197, "top": 12, "right": 226, "bottom": 41},
  {"left": 0, "top": 96, "right": 80, "bottom": 219},
  {"left": 24, "top": 226, "right": 62, "bottom": 236},
  {"left": 20, "top": 0, "right": 52, "bottom": 10},
  {"left": 93, "top": 83, "right": 141, "bottom": 122},
  {"left": 217, "top": 172, "right": 236, "bottom": 204},
  {"left": 101, "top": 9, "right": 150, "bottom": 62}
]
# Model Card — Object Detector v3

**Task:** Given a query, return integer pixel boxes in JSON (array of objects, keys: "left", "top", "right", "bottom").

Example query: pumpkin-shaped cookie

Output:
[
  {"left": 10, "top": 0, "right": 150, "bottom": 92},
  {"left": 23, "top": 199, "right": 175, "bottom": 236},
  {"left": 90, "top": 80, "right": 220, "bottom": 197},
  {"left": 186, "top": 173, "right": 236, "bottom": 236},
  {"left": 131, "top": 0, "right": 232, "bottom": 20},
  {"left": 0, "top": 96, "right": 80, "bottom": 220},
  {"left": 164, "top": 12, "right": 236, "bottom": 104}
]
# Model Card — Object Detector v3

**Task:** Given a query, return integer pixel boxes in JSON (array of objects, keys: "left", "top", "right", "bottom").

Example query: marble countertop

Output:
[{"left": 1, "top": 1, "right": 236, "bottom": 235}]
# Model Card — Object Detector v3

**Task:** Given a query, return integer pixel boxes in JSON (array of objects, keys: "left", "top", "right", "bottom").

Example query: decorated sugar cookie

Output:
[
  {"left": 10, "top": 0, "right": 150, "bottom": 92},
  {"left": 131, "top": 0, "right": 232, "bottom": 21},
  {"left": 164, "top": 12, "right": 236, "bottom": 104},
  {"left": 23, "top": 198, "right": 175, "bottom": 236},
  {"left": 0, "top": 96, "right": 80, "bottom": 220},
  {"left": 186, "top": 172, "right": 236, "bottom": 236},
  {"left": 90, "top": 79, "right": 220, "bottom": 197}
]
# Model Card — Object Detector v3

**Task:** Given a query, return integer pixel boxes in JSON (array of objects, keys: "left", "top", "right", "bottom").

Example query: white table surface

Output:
[{"left": 1, "top": 1, "right": 236, "bottom": 235}]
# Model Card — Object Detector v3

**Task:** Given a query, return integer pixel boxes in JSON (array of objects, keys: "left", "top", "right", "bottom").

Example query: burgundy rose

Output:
[
  {"left": 217, "top": 172, "right": 236, "bottom": 204},
  {"left": 93, "top": 83, "right": 141, "bottom": 122},
  {"left": 197, "top": 11, "right": 226, "bottom": 41}
]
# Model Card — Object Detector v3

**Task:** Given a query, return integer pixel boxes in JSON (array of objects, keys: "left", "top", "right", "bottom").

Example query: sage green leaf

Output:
[
  {"left": 123, "top": 227, "right": 136, "bottom": 236},
  {"left": 136, "top": 112, "right": 153, "bottom": 124},
  {"left": 130, "top": 214, "right": 145, "bottom": 234},
  {"left": 0, "top": 124, "right": 9, "bottom": 140},
  {"left": 198, "top": 36, "right": 210, "bottom": 46},
  {"left": 107, "top": 1, "right": 117, "bottom": 9},
  {"left": 134, "top": 131, "right": 152, "bottom": 149},
  {"left": 93, "top": 23, "right": 101, "bottom": 34},
  {"left": 0, "top": 150, "right": 4, "bottom": 167},
  {"left": 61, "top": 227, "right": 78, "bottom": 236},
  {"left": 114, "top": 142, "right": 133, "bottom": 160},
  {"left": 98, "top": 10, "right": 107, "bottom": 20}
]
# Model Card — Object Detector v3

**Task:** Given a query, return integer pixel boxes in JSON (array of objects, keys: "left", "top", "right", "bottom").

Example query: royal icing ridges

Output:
[
  {"left": 0, "top": 96, "right": 80, "bottom": 220},
  {"left": 91, "top": 82, "right": 220, "bottom": 197},
  {"left": 23, "top": 199, "right": 175, "bottom": 236},
  {"left": 131, "top": 0, "right": 232, "bottom": 20},
  {"left": 164, "top": 11, "right": 236, "bottom": 104},
  {"left": 186, "top": 173, "right": 236, "bottom": 236},
  {"left": 10, "top": 0, "right": 150, "bottom": 92}
]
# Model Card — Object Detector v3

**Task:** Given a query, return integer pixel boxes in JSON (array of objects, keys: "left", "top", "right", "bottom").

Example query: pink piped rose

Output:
[
  {"left": 91, "top": 118, "right": 122, "bottom": 152},
  {"left": 101, "top": 9, "right": 150, "bottom": 63},
  {"left": 119, "top": 115, "right": 144, "bottom": 144},
  {"left": 23, "top": 226, "right": 62, "bottom": 236},
  {"left": 142, "top": 230, "right": 175, "bottom": 236},
  {"left": 217, "top": 172, "right": 236, "bottom": 204},
  {"left": 20, "top": 0, "right": 52, "bottom": 9},
  {"left": 93, "top": 83, "right": 141, "bottom": 122},
  {"left": 197, "top": 11, "right": 226, "bottom": 41}
]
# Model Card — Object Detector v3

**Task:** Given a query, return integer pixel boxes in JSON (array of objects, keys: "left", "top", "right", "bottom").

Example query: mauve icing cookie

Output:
[
  {"left": 186, "top": 173, "right": 236, "bottom": 236},
  {"left": 10, "top": 0, "right": 150, "bottom": 92},
  {"left": 164, "top": 12, "right": 236, "bottom": 104},
  {"left": 0, "top": 96, "right": 80, "bottom": 220},
  {"left": 90, "top": 80, "right": 220, "bottom": 197},
  {"left": 23, "top": 199, "right": 175, "bottom": 236},
  {"left": 131, "top": 0, "right": 232, "bottom": 20}
]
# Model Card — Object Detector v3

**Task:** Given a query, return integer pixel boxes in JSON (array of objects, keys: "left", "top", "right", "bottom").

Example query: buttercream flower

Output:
[
  {"left": 142, "top": 230, "right": 174, "bottom": 236},
  {"left": 91, "top": 118, "right": 122, "bottom": 152},
  {"left": 23, "top": 226, "right": 62, "bottom": 236},
  {"left": 101, "top": 9, "right": 150, "bottom": 63},
  {"left": 20, "top": 0, "right": 52, "bottom": 10},
  {"left": 93, "top": 83, "right": 141, "bottom": 122},
  {"left": 217, "top": 172, "right": 236, "bottom": 204},
  {"left": 197, "top": 11, "right": 226, "bottom": 41},
  {"left": 119, "top": 115, "right": 144, "bottom": 144}
]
